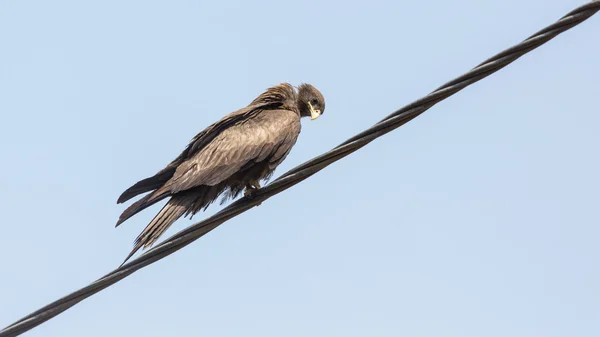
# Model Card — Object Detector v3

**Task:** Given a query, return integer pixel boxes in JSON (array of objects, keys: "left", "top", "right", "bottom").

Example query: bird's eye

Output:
[{"left": 311, "top": 98, "right": 318, "bottom": 104}]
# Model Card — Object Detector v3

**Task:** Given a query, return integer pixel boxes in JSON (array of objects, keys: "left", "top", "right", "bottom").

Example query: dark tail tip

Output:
[
  {"left": 115, "top": 217, "right": 126, "bottom": 228},
  {"left": 119, "top": 244, "right": 142, "bottom": 267},
  {"left": 117, "top": 169, "right": 176, "bottom": 204},
  {"left": 117, "top": 187, "right": 141, "bottom": 204},
  {"left": 114, "top": 190, "right": 169, "bottom": 228},
  {"left": 116, "top": 194, "right": 129, "bottom": 204}
]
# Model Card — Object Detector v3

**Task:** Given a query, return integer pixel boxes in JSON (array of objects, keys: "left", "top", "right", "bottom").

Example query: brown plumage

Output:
[{"left": 116, "top": 83, "right": 326, "bottom": 263}]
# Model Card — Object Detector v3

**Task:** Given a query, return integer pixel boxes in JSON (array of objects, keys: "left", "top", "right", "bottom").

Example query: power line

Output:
[{"left": 2, "top": 2, "right": 599, "bottom": 336}]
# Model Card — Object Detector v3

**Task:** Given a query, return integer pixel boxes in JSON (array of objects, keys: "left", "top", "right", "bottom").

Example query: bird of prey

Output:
[{"left": 116, "top": 83, "right": 325, "bottom": 262}]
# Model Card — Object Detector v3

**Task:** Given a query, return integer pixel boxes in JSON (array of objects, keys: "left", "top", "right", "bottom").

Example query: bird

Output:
[{"left": 115, "top": 82, "right": 325, "bottom": 263}]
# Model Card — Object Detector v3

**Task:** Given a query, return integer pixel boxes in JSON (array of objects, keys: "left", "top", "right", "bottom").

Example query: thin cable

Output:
[{"left": 2, "top": 2, "right": 598, "bottom": 336}]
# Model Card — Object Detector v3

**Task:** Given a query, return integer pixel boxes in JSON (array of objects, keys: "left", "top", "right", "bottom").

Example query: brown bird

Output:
[{"left": 116, "top": 83, "right": 325, "bottom": 263}]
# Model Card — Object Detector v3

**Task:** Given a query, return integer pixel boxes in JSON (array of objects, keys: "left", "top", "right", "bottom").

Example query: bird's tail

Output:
[
  {"left": 121, "top": 194, "right": 195, "bottom": 266},
  {"left": 117, "top": 167, "right": 177, "bottom": 204},
  {"left": 119, "top": 183, "right": 231, "bottom": 266},
  {"left": 115, "top": 188, "right": 170, "bottom": 228}
]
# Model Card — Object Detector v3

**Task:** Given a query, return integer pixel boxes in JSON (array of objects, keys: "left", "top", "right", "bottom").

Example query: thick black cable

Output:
[{"left": 2, "top": 2, "right": 598, "bottom": 336}]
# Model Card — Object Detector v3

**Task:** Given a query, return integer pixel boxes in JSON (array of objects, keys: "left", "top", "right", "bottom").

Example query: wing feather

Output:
[
  {"left": 268, "top": 131, "right": 299, "bottom": 169},
  {"left": 164, "top": 109, "right": 300, "bottom": 193}
]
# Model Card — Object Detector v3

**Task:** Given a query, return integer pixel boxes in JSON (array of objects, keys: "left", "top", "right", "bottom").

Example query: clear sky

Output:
[{"left": 1, "top": 1, "right": 598, "bottom": 336}]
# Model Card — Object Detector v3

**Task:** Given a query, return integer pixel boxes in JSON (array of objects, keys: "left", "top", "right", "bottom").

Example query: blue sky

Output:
[{"left": 1, "top": 1, "right": 598, "bottom": 336}]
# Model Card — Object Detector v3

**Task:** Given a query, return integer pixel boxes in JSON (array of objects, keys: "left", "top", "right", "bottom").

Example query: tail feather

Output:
[
  {"left": 120, "top": 194, "right": 195, "bottom": 266},
  {"left": 119, "top": 184, "right": 232, "bottom": 266},
  {"left": 115, "top": 188, "right": 170, "bottom": 227},
  {"left": 136, "top": 196, "right": 192, "bottom": 249},
  {"left": 117, "top": 168, "right": 176, "bottom": 204}
]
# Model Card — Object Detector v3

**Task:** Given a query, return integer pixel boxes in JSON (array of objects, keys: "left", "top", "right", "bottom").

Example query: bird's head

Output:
[{"left": 297, "top": 83, "right": 325, "bottom": 120}]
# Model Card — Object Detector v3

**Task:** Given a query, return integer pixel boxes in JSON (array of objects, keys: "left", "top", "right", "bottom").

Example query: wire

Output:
[{"left": 2, "top": 2, "right": 599, "bottom": 336}]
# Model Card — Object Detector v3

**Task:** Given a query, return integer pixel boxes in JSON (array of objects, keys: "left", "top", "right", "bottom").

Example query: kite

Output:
[{"left": 115, "top": 83, "right": 325, "bottom": 262}]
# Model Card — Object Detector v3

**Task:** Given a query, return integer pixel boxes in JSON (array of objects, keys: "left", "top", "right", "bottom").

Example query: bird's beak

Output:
[{"left": 308, "top": 102, "right": 321, "bottom": 120}]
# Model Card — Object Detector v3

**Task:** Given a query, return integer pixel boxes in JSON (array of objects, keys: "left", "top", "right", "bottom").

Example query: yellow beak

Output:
[{"left": 308, "top": 102, "right": 321, "bottom": 120}]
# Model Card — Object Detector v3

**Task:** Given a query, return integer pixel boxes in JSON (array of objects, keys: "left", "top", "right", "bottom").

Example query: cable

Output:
[{"left": 2, "top": 2, "right": 598, "bottom": 336}]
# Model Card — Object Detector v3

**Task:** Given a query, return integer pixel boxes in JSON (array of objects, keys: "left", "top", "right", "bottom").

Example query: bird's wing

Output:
[
  {"left": 177, "top": 82, "right": 297, "bottom": 163},
  {"left": 163, "top": 109, "right": 301, "bottom": 194},
  {"left": 117, "top": 82, "right": 297, "bottom": 204},
  {"left": 116, "top": 104, "right": 267, "bottom": 204}
]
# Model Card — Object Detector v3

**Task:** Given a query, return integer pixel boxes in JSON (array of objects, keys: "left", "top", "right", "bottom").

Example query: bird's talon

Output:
[
  {"left": 244, "top": 186, "right": 258, "bottom": 198},
  {"left": 244, "top": 184, "right": 263, "bottom": 207}
]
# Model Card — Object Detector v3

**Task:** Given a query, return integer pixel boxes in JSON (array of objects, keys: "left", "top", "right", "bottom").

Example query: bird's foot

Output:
[
  {"left": 244, "top": 181, "right": 262, "bottom": 206},
  {"left": 250, "top": 180, "right": 261, "bottom": 190}
]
